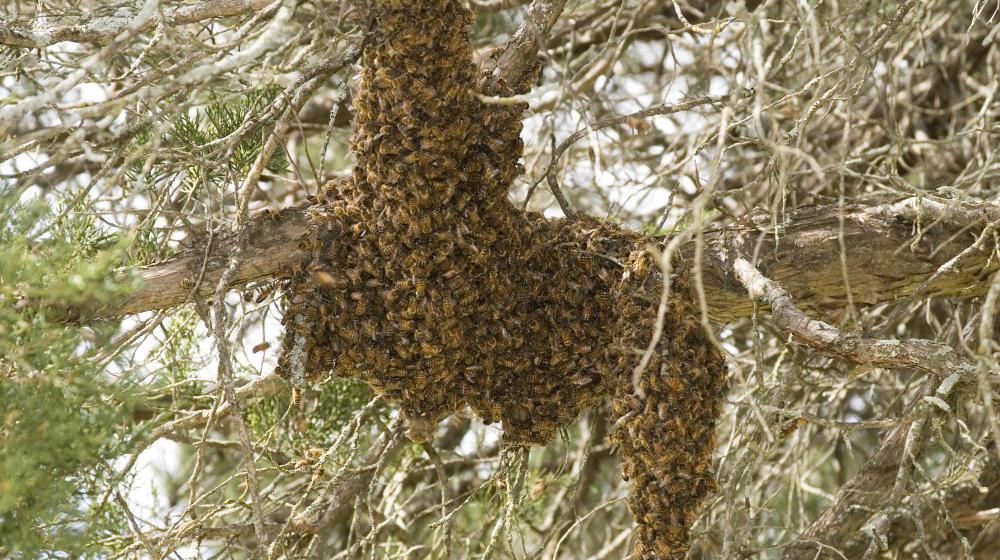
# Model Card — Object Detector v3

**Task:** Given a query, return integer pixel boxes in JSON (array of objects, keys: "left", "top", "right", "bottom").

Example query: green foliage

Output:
[
  {"left": 119, "top": 86, "right": 289, "bottom": 221},
  {"left": 0, "top": 192, "right": 138, "bottom": 558},
  {"left": 159, "top": 307, "right": 203, "bottom": 382},
  {"left": 170, "top": 87, "right": 289, "bottom": 177},
  {"left": 311, "top": 377, "right": 381, "bottom": 433},
  {"left": 246, "top": 375, "right": 380, "bottom": 451}
]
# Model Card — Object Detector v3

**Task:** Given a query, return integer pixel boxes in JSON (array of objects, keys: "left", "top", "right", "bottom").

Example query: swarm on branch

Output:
[
  {"left": 268, "top": 1, "right": 725, "bottom": 556},
  {"left": 21, "top": 0, "right": 999, "bottom": 557}
]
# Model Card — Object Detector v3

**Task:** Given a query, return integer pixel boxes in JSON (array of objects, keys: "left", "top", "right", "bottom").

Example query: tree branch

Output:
[
  {"left": 731, "top": 255, "right": 976, "bottom": 378},
  {"left": 780, "top": 379, "right": 938, "bottom": 559},
  {"left": 876, "top": 443, "right": 1000, "bottom": 557},
  {"left": 103, "top": 197, "right": 1000, "bottom": 322},
  {"left": 480, "top": 0, "right": 568, "bottom": 91},
  {"left": 701, "top": 197, "right": 1000, "bottom": 321},
  {"left": 0, "top": 0, "right": 275, "bottom": 48},
  {"left": 105, "top": 205, "right": 310, "bottom": 317}
]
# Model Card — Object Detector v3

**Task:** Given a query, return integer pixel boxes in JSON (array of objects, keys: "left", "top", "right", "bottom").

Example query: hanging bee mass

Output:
[{"left": 275, "top": 1, "right": 727, "bottom": 557}]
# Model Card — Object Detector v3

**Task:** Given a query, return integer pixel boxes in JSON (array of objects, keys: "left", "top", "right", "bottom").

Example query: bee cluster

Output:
[
  {"left": 275, "top": 0, "right": 727, "bottom": 556},
  {"left": 610, "top": 252, "right": 728, "bottom": 559}
]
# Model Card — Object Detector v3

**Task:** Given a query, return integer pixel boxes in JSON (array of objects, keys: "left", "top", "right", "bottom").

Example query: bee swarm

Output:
[{"left": 275, "top": 1, "right": 727, "bottom": 557}]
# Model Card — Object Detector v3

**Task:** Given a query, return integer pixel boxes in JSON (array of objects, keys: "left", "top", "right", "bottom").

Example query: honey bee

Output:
[
  {"left": 409, "top": 252, "right": 428, "bottom": 267},
  {"left": 311, "top": 269, "right": 343, "bottom": 288},
  {"left": 480, "top": 337, "right": 497, "bottom": 353},
  {"left": 413, "top": 372, "right": 427, "bottom": 388},
  {"left": 291, "top": 386, "right": 303, "bottom": 407},
  {"left": 565, "top": 290, "right": 583, "bottom": 306},
  {"left": 262, "top": 207, "right": 286, "bottom": 222},
  {"left": 629, "top": 251, "right": 652, "bottom": 279},
  {"left": 363, "top": 320, "right": 378, "bottom": 339},
  {"left": 404, "top": 299, "right": 420, "bottom": 317},
  {"left": 569, "top": 373, "right": 593, "bottom": 387},
  {"left": 383, "top": 287, "right": 400, "bottom": 304},
  {"left": 558, "top": 328, "right": 574, "bottom": 346},
  {"left": 480, "top": 227, "right": 498, "bottom": 245},
  {"left": 340, "top": 328, "right": 359, "bottom": 343},
  {"left": 306, "top": 206, "right": 325, "bottom": 223},
  {"left": 378, "top": 141, "right": 399, "bottom": 156},
  {"left": 665, "top": 376, "right": 684, "bottom": 394},
  {"left": 441, "top": 328, "right": 463, "bottom": 349},
  {"left": 595, "top": 292, "right": 611, "bottom": 308},
  {"left": 252, "top": 342, "right": 270, "bottom": 353},
  {"left": 305, "top": 447, "right": 324, "bottom": 460},
  {"left": 376, "top": 233, "right": 396, "bottom": 253},
  {"left": 441, "top": 297, "right": 456, "bottom": 317},
  {"left": 244, "top": 280, "right": 280, "bottom": 304},
  {"left": 405, "top": 195, "right": 420, "bottom": 216},
  {"left": 780, "top": 418, "right": 808, "bottom": 439},
  {"left": 418, "top": 216, "right": 434, "bottom": 235},
  {"left": 420, "top": 341, "right": 440, "bottom": 356},
  {"left": 385, "top": 167, "right": 403, "bottom": 184}
]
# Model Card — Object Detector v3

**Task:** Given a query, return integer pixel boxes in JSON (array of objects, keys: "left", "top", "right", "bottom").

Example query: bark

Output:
[
  {"left": 0, "top": 0, "right": 276, "bottom": 48},
  {"left": 106, "top": 205, "right": 311, "bottom": 318},
  {"left": 101, "top": 196, "right": 1000, "bottom": 322},
  {"left": 785, "top": 429, "right": 1000, "bottom": 559}
]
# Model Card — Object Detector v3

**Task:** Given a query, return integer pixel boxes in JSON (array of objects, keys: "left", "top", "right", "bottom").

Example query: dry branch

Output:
[
  {"left": 107, "top": 205, "right": 310, "bottom": 317},
  {"left": 780, "top": 379, "right": 938, "bottom": 559},
  {"left": 731, "top": 255, "right": 976, "bottom": 377},
  {"left": 104, "top": 196, "right": 1000, "bottom": 322},
  {"left": 877, "top": 444, "right": 1000, "bottom": 557},
  {"left": 0, "top": 0, "right": 275, "bottom": 48}
]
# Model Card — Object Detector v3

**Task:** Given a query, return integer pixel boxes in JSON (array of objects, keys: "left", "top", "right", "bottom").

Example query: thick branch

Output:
[
  {"left": 480, "top": 0, "right": 568, "bottom": 91},
  {"left": 107, "top": 206, "right": 309, "bottom": 317},
  {"left": 0, "top": 0, "right": 275, "bottom": 48},
  {"left": 700, "top": 197, "right": 1000, "bottom": 321},
  {"left": 107, "top": 197, "right": 1000, "bottom": 321}
]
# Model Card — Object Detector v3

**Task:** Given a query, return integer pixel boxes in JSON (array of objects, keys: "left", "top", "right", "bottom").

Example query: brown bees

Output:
[{"left": 274, "top": 1, "right": 727, "bottom": 556}]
